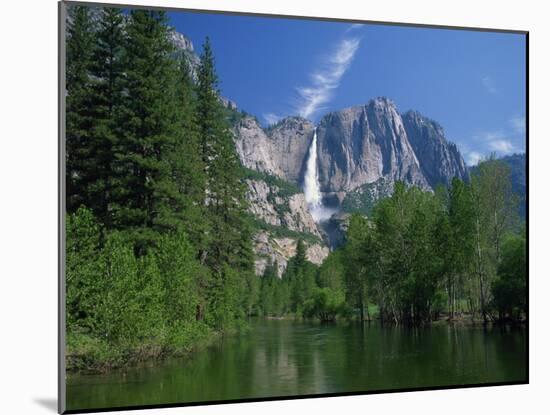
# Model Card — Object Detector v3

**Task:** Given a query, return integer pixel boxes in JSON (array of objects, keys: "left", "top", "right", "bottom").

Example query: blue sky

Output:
[{"left": 168, "top": 11, "right": 526, "bottom": 165}]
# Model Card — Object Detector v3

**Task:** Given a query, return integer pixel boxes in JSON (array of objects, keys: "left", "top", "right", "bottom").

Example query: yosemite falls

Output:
[{"left": 303, "top": 128, "right": 335, "bottom": 222}]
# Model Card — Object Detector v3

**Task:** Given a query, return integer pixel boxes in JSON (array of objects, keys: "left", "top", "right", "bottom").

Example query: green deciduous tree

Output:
[
  {"left": 344, "top": 214, "right": 372, "bottom": 322},
  {"left": 470, "top": 156, "right": 519, "bottom": 321},
  {"left": 303, "top": 287, "right": 345, "bottom": 322},
  {"left": 66, "top": 207, "right": 102, "bottom": 332},
  {"left": 492, "top": 232, "right": 526, "bottom": 321}
]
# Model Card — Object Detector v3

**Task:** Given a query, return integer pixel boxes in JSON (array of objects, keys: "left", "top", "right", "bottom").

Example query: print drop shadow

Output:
[{"left": 34, "top": 398, "right": 57, "bottom": 413}]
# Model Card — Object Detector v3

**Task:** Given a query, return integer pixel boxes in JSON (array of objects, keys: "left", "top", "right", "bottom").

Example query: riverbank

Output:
[{"left": 66, "top": 323, "right": 242, "bottom": 374}]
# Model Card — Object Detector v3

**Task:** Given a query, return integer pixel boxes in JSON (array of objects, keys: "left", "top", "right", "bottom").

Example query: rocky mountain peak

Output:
[
  {"left": 316, "top": 99, "right": 429, "bottom": 194},
  {"left": 168, "top": 30, "right": 201, "bottom": 81},
  {"left": 267, "top": 116, "right": 314, "bottom": 136},
  {"left": 401, "top": 110, "right": 468, "bottom": 188},
  {"left": 220, "top": 96, "right": 238, "bottom": 110},
  {"left": 169, "top": 30, "right": 195, "bottom": 52},
  {"left": 369, "top": 96, "right": 398, "bottom": 110},
  {"left": 402, "top": 110, "right": 445, "bottom": 137},
  {"left": 264, "top": 117, "right": 315, "bottom": 183}
]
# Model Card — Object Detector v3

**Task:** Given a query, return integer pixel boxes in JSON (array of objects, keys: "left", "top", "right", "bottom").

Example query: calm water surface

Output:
[{"left": 67, "top": 319, "right": 526, "bottom": 411}]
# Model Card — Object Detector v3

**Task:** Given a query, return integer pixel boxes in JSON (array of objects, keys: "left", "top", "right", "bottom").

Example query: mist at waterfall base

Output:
[{"left": 303, "top": 129, "right": 338, "bottom": 222}]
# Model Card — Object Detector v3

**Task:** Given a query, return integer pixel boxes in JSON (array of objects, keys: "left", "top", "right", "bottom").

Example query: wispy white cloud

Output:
[
  {"left": 488, "top": 139, "right": 515, "bottom": 153},
  {"left": 482, "top": 76, "right": 497, "bottom": 94},
  {"left": 295, "top": 37, "right": 361, "bottom": 119},
  {"left": 263, "top": 112, "right": 283, "bottom": 126},
  {"left": 461, "top": 112, "right": 525, "bottom": 165},
  {"left": 467, "top": 151, "right": 484, "bottom": 166},
  {"left": 473, "top": 130, "right": 517, "bottom": 156},
  {"left": 457, "top": 141, "right": 484, "bottom": 166},
  {"left": 345, "top": 23, "right": 364, "bottom": 33},
  {"left": 509, "top": 115, "right": 526, "bottom": 135}
]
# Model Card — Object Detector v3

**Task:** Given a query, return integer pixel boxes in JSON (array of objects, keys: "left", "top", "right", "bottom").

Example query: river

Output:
[{"left": 66, "top": 319, "right": 526, "bottom": 411}]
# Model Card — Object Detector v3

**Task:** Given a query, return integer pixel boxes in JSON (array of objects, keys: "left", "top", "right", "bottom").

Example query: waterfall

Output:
[
  {"left": 304, "top": 129, "right": 322, "bottom": 209},
  {"left": 303, "top": 129, "right": 335, "bottom": 222}
]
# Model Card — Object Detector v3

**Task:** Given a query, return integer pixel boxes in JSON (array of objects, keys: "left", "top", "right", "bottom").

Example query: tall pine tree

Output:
[
  {"left": 66, "top": 5, "right": 96, "bottom": 213},
  {"left": 112, "top": 10, "right": 180, "bottom": 253},
  {"left": 85, "top": 7, "right": 126, "bottom": 226},
  {"left": 167, "top": 56, "right": 209, "bottom": 251},
  {"left": 195, "top": 37, "right": 252, "bottom": 272},
  {"left": 195, "top": 37, "right": 254, "bottom": 327}
]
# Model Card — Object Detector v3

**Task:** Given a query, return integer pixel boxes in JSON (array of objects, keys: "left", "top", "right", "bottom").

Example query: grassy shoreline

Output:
[{"left": 66, "top": 325, "right": 235, "bottom": 374}]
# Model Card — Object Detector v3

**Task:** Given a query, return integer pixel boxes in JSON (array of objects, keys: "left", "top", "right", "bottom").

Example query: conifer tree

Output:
[
  {"left": 195, "top": 37, "right": 254, "bottom": 327},
  {"left": 195, "top": 37, "right": 252, "bottom": 271},
  {"left": 112, "top": 10, "right": 179, "bottom": 252},
  {"left": 168, "top": 56, "right": 209, "bottom": 251},
  {"left": 294, "top": 239, "right": 307, "bottom": 271},
  {"left": 66, "top": 5, "right": 96, "bottom": 213},
  {"left": 86, "top": 7, "right": 126, "bottom": 226}
]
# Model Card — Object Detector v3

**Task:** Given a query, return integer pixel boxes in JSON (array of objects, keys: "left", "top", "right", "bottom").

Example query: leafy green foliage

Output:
[
  {"left": 492, "top": 232, "right": 527, "bottom": 320},
  {"left": 356, "top": 184, "right": 445, "bottom": 324},
  {"left": 469, "top": 156, "right": 519, "bottom": 321},
  {"left": 66, "top": 207, "right": 102, "bottom": 332},
  {"left": 258, "top": 261, "right": 290, "bottom": 316},
  {"left": 303, "top": 288, "right": 346, "bottom": 322},
  {"left": 334, "top": 163, "right": 524, "bottom": 325},
  {"left": 66, "top": 208, "right": 214, "bottom": 370},
  {"left": 343, "top": 214, "right": 373, "bottom": 321},
  {"left": 471, "top": 153, "right": 526, "bottom": 218},
  {"left": 317, "top": 249, "right": 345, "bottom": 292}
]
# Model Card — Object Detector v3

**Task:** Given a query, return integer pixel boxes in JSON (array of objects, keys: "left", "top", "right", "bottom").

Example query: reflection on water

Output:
[{"left": 67, "top": 320, "right": 526, "bottom": 411}]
